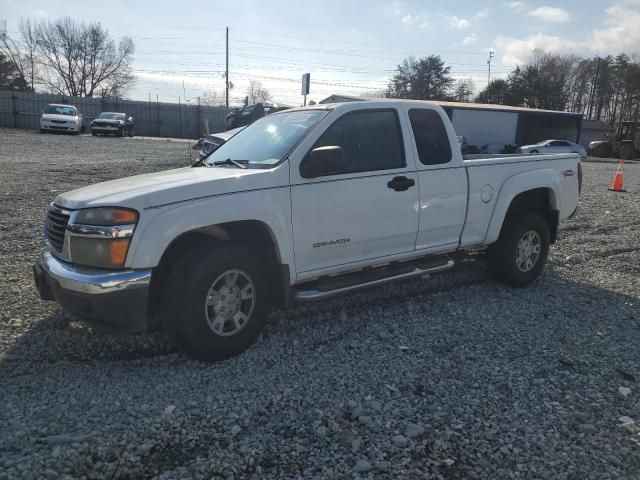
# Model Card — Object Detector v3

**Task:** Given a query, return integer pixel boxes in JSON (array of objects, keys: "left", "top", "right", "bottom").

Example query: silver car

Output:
[
  {"left": 199, "top": 126, "right": 245, "bottom": 159},
  {"left": 519, "top": 139, "right": 586, "bottom": 159}
]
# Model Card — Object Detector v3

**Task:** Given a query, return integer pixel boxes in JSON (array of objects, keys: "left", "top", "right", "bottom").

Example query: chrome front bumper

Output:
[
  {"left": 37, "top": 251, "right": 151, "bottom": 294},
  {"left": 34, "top": 252, "right": 152, "bottom": 332}
]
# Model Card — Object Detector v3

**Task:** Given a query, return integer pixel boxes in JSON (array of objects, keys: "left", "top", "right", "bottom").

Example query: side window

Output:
[
  {"left": 551, "top": 140, "right": 569, "bottom": 147},
  {"left": 408, "top": 109, "right": 452, "bottom": 166},
  {"left": 306, "top": 109, "right": 405, "bottom": 177}
]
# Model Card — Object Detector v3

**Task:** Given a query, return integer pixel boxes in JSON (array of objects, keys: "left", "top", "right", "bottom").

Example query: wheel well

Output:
[
  {"left": 504, "top": 188, "right": 559, "bottom": 244},
  {"left": 147, "top": 221, "right": 288, "bottom": 327}
]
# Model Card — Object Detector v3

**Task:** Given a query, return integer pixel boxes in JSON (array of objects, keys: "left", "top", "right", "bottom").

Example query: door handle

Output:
[{"left": 387, "top": 176, "right": 415, "bottom": 192}]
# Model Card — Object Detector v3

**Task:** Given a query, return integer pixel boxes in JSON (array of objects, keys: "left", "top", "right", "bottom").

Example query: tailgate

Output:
[{"left": 558, "top": 158, "right": 581, "bottom": 219}]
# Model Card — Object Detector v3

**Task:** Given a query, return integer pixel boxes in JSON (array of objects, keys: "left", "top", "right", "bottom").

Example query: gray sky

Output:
[{"left": 2, "top": 0, "right": 639, "bottom": 106}]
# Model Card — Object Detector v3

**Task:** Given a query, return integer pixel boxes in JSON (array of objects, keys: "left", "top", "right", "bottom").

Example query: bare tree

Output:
[
  {"left": 452, "top": 79, "right": 475, "bottom": 102},
  {"left": 201, "top": 90, "right": 225, "bottom": 106},
  {"left": 246, "top": 80, "right": 271, "bottom": 104},
  {"left": 0, "top": 51, "right": 19, "bottom": 89},
  {"left": 29, "top": 17, "right": 135, "bottom": 97},
  {"left": 0, "top": 20, "right": 37, "bottom": 91}
]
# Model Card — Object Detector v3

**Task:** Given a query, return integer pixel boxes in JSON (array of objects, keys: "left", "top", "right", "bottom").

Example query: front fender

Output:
[
  {"left": 484, "top": 169, "right": 560, "bottom": 244},
  {"left": 126, "top": 187, "right": 294, "bottom": 277}
]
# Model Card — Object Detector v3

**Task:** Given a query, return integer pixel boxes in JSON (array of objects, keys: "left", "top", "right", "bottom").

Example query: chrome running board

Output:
[{"left": 292, "top": 256, "right": 454, "bottom": 302}]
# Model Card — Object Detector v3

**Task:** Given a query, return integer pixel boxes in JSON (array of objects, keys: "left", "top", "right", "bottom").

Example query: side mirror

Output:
[{"left": 300, "top": 146, "right": 348, "bottom": 178}]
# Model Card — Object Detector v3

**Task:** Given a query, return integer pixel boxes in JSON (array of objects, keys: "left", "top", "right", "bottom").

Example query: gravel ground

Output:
[{"left": 0, "top": 128, "right": 639, "bottom": 480}]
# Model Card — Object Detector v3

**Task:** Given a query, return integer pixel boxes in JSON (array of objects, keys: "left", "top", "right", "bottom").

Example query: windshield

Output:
[
  {"left": 44, "top": 105, "right": 77, "bottom": 116},
  {"left": 98, "top": 113, "right": 125, "bottom": 120},
  {"left": 205, "top": 110, "right": 327, "bottom": 167}
]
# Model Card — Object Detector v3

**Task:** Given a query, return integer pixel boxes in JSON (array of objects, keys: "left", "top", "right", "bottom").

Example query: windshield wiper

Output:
[{"left": 212, "top": 158, "right": 249, "bottom": 169}]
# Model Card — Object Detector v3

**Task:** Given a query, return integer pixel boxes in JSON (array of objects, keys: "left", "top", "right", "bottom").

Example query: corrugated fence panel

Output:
[{"left": 0, "top": 91, "right": 231, "bottom": 138}]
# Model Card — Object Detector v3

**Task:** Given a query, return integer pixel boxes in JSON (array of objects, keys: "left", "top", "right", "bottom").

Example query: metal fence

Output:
[{"left": 0, "top": 91, "right": 232, "bottom": 138}]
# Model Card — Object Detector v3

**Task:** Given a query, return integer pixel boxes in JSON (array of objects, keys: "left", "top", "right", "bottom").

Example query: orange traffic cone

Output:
[{"left": 608, "top": 160, "right": 626, "bottom": 192}]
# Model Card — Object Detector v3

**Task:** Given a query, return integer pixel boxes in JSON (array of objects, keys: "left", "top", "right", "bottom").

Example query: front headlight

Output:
[
  {"left": 68, "top": 207, "right": 139, "bottom": 269},
  {"left": 75, "top": 207, "right": 138, "bottom": 226}
]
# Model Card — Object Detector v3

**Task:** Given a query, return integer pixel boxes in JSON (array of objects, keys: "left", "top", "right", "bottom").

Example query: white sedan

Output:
[
  {"left": 40, "top": 104, "right": 83, "bottom": 134},
  {"left": 519, "top": 140, "right": 586, "bottom": 159}
]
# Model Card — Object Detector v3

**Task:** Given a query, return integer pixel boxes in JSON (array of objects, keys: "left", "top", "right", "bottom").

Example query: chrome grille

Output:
[{"left": 46, "top": 206, "right": 70, "bottom": 253}]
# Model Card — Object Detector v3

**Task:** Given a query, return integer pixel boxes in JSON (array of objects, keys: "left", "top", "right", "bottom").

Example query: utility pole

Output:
[
  {"left": 487, "top": 50, "right": 494, "bottom": 86},
  {"left": 587, "top": 56, "right": 601, "bottom": 120},
  {"left": 225, "top": 27, "right": 229, "bottom": 108}
]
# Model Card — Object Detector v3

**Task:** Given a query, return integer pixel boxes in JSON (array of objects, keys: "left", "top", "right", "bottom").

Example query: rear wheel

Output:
[
  {"left": 488, "top": 212, "right": 550, "bottom": 288},
  {"left": 161, "top": 242, "right": 270, "bottom": 361}
]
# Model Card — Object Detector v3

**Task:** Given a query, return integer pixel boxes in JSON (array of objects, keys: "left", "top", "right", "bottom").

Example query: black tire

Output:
[
  {"left": 40, "top": 128, "right": 46, "bottom": 134},
  {"left": 162, "top": 242, "right": 270, "bottom": 361},
  {"left": 488, "top": 212, "right": 550, "bottom": 288}
]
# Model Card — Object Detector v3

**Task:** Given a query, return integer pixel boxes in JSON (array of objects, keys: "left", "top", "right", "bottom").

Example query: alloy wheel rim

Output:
[
  {"left": 515, "top": 230, "right": 542, "bottom": 272},
  {"left": 204, "top": 269, "right": 255, "bottom": 337}
]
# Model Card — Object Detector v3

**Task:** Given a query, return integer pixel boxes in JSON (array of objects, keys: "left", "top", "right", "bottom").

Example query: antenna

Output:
[{"left": 487, "top": 50, "right": 494, "bottom": 86}]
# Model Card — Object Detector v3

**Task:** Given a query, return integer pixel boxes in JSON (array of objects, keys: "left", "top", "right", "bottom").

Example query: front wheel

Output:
[
  {"left": 488, "top": 212, "right": 550, "bottom": 288},
  {"left": 162, "top": 243, "right": 270, "bottom": 361}
]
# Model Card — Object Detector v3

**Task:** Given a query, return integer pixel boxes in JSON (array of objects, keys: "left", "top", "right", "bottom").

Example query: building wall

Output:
[
  {"left": 579, "top": 120, "right": 610, "bottom": 147},
  {"left": 0, "top": 90, "right": 231, "bottom": 138},
  {"left": 518, "top": 115, "right": 580, "bottom": 145},
  {"left": 450, "top": 109, "right": 518, "bottom": 153}
]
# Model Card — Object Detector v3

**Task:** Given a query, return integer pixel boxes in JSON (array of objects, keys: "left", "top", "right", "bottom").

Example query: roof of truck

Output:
[{"left": 318, "top": 95, "right": 583, "bottom": 118}]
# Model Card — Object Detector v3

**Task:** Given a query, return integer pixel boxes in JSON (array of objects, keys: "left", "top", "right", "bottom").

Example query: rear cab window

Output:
[
  {"left": 408, "top": 109, "right": 452, "bottom": 166},
  {"left": 303, "top": 109, "right": 405, "bottom": 177}
]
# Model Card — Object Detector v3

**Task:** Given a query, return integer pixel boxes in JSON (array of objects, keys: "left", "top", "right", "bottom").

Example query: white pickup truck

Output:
[{"left": 34, "top": 100, "right": 582, "bottom": 360}]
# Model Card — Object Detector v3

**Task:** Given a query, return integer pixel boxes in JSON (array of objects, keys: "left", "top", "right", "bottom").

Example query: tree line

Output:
[
  {"left": 0, "top": 17, "right": 134, "bottom": 97},
  {"left": 386, "top": 51, "right": 640, "bottom": 126}
]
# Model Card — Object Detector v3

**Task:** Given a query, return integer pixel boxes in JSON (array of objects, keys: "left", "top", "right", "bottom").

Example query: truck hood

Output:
[{"left": 54, "top": 164, "right": 288, "bottom": 210}]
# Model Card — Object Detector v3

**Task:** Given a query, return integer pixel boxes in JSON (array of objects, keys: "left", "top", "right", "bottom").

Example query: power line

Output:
[{"left": 232, "top": 28, "right": 487, "bottom": 55}]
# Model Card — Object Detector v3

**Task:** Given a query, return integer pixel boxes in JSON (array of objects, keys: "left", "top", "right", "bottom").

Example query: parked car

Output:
[
  {"left": 40, "top": 104, "right": 83, "bottom": 134},
  {"left": 90, "top": 112, "right": 134, "bottom": 137},
  {"left": 225, "top": 103, "right": 265, "bottom": 130},
  {"left": 33, "top": 100, "right": 581, "bottom": 361},
  {"left": 519, "top": 140, "right": 586, "bottom": 159},
  {"left": 224, "top": 103, "right": 290, "bottom": 131},
  {"left": 587, "top": 140, "right": 612, "bottom": 157},
  {"left": 198, "top": 126, "right": 245, "bottom": 160}
]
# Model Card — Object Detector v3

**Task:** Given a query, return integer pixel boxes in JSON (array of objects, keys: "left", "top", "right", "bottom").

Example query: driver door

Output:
[{"left": 290, "top": 108, "right": 419, "bottom": 277}]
